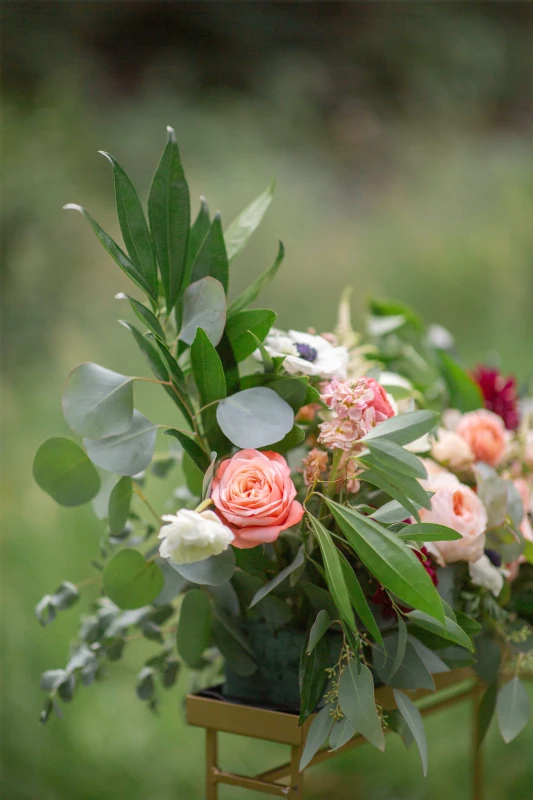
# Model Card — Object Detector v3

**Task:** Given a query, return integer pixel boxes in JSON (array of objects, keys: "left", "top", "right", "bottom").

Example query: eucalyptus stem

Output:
[{"left": 133, "top": 482, "right": 161, "bottom": 525}]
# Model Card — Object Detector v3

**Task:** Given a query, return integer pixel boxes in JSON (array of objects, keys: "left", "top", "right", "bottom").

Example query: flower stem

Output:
[{"left": 133, "top": 483, "right": 161, "bottom": 525}]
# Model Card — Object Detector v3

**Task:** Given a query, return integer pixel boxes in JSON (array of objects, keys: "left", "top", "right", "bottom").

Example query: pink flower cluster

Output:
[{"left": 318, "top": 377, "right": 395, "bottom": 450}]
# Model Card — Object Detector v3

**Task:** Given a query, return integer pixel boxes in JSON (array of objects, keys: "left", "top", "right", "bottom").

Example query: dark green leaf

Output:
[
  {"left": 164, "top": 428, "right": 210, "bottom": 472},
  {"left": 185, "top": 196, "right": 210, "bottom": 279},
  {"left": 363, "top": 410, "right": 438, "bottom": 446},
  {"left": 391, "top": 617, "right": 408, "bottom": 678},
  {"left": 407, "top": 609, "right": 474, "bottom": 651},
  {"left": 62, "top": 362, "right": 133, "bottom": 439},
  {"left": 212, "top": 607, "right": 257, "bottom": 676},
  {"left": 136, "top": 667, "right": 156, "bottom": 701},
  {"left": 269, "top": 377, "right": 309, "bottom": 412},
  {"left": 217, "top": 387, "right": 294, "bottom": 449},
  {"left": 84, "top": 410, "right": 157, "bottom": 476},
  {"left": 358, "top": 456, "right": 431, "bottom": 510},
  {"left": 359, "top": 469, "right": 421, "bottom": 522},
  {"left": 190, "top": 214, "right": 229, "bottom": 292},
  {"left": 108, "top": 476, "right": 132, "bottom": 535},
  {"left": 33, "top": 436, "right": 101, "bottom": 506},
  {"left": 393, "top": 690, "right": 428, "bottom": 775},
  {"left": 367, "top": 439, "right": 427, "bottom": 480},
  {"left": 371, "top": 499, "right": 419, "bottom": 524},
  {"left": 148, "top": 126, "right": 190, "bottom": 312},
  {"left": 179, "top": 277, "right": 226, "bottom": 347},
  {"left": 337, "top": 551, "right": 383, "bottom": 645},
  {"left": 326, "top": 500, "right": 444, "bottom": 623},
  {"left": 191, "top": 327, "right": 227, "bottom": 452},
  {"left": 398, "top": 523, "right": 462, "bottom": 542},
  {"left": 299, "top": 630, "right": 330, "bottom": 724},
  {"left": 224, "top": 182, "right": 274, "bottom": 262},
  {"left": 266, "top": 424, "right": 306, "bottom": 454},
  {"left": 119, "top": 321, "right": 169, "bottom": 383},
  {"left": 202, "top": 452, "right": 218, "bottom": 501},
  {"left": 436, "top": 350, "right": 484, "bottom": 413},
  {"left": 103, "top": 549, "right": 164, "bottom": 609},
  {"left": 228, "top": 241, "right": 284, "bottom": 316},
  {"left": 176, "top": 589, "right": 212, "bottom": 668},
  {"left": 100, "top": 151, "right": 158, "bottom": 297},
  {"left": 338, "top": 662, "right": 385, "bottom": 751},
  {"left": 307, "top": 610, "right": 331, "bottom": 655},
  {"left": 63, "top": 204, "right": 156, "bottom": 300},
  {"left": 308, "top": 515, "right": 356, "bottom": 631},
  {"left": 119, "top": 294, "right": 165, "bottom": 341},
  {"left": 226, "top": 309, "right": 276, "bottom": 362},
  {"left": 250, "top": 547, "right": 305, "bottom": 608}
]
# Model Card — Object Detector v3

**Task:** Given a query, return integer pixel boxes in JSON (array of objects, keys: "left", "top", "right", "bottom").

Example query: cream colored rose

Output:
[
  {"left": 420, "top": 478, "right": 487, "bottom": 566},
  {"left": 158, "top": 508, "right": 234, "bottom": 565},
  {"left": 430, "top": 428, "right": 474, "bottom": 472}
]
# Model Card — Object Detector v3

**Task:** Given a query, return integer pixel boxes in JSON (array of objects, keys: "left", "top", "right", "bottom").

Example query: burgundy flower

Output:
[
  {"left": 472, "top": 365, "right": 519, "bottom": 430},
  {"left": 371, "top": 547, "right": 438, "bottom": 617}
]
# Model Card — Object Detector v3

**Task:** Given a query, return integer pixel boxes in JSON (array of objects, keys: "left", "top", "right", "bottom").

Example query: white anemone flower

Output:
[
  {"left": 255, "top": 328, "right": 349, "bottom": 379},
  {"left": 158, "top": 509, "right": 234, "bottom": 565}
]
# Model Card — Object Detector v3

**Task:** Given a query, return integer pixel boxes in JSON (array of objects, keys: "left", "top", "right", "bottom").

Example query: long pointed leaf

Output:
[
  {"left": 393, "top": 690, "right": 428, "bottom": 775},
  {"left": 228, "top": 241, "right": 284, "bottom": 316},
  {"left": 337, "top": 551, "right": 383, "bottom": 645},
  {"left": 224, "top": 182, "right": 274, "bottom": 262},
  {"left": 190, "top": 214, "right": 229, "bottom": 292},
  {"left": 307, "top": 514, "right": 356, "bottom": 632},
  {"left": 338, "top": 662, "right": 385, "bottom": 751}
]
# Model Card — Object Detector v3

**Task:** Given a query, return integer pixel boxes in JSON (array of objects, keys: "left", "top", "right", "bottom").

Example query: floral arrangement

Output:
[{"left": 34, "top": 129, "right": 533, "bottom": 773}]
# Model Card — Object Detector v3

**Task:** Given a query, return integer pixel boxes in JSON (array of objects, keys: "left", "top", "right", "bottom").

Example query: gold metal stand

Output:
[{"left": 187, "top": 667, "right": 488, "bottom": 799}]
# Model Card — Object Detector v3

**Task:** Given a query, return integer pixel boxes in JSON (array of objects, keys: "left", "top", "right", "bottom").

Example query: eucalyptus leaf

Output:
[
  {"left": 212, "top": 607, "right": 257, "bottom": 676},
  {"left": 103, "top": 549, "right": 164, "bottom": 609},
  {"left": 176, "top": 589, "right": 212, "bottom": 668},
  {"left": 307, "top": 610, "right": 331, "bottom": 654},
  {"left": 228, "top": 241, "right": 284, "bottom": 316},
  {"left": 99, "top": 151, "right": 158, "bottom": 297},
  {"left": 148, "top": 126, "right": 190, "bottom": 312},
  {"left": 170, "top": 547, "right": 236, "bottom": 586},
  {"left": 363, "top": 410, "right": 438, "bottom": 446},
  {"left": 338, "top": 662, "right": 385, "bottom": 751},
  {"left": 217, "top": 387, "right": 294, "bottom": 449},
  {"left": 63, "top": 204, "right": 156, "bottom": 300},
  {"left": 84, "top": 410, "right": 157, "bottom": 476},
  {"left": 62, "top": 362, "right": 133, "bottom": 439},
  {"left": 179, "top": 277, "right": 226, "bottom": 346},
  {"left": 373, "top": 635, "right": 435, "bottom": 691},
  {"left": 393, "top": 690, "right": 428, "bottom": 775},
  {"left": 329, "top": 715, "right": 356, "bottom": 751},
  {"left": 33, "top": 437, "right": 101, "bottom": 506},
  {"left": 406, "top": 609, "right": 474, "bottom": 651},
  {"left": 108, "top": 477, "right": 133, "bottom": 535},
  {"left": 299, "top": 705, "right": 334, "bottom": 771},
  {"left": 326, "top": 500, "right": 445, "bottom": 623},
  {"left": 224, "top": 182, "right": 274, "bottom": 262},
  {"left": 496, "top": 677, "right": 531, "bottom": 743}
]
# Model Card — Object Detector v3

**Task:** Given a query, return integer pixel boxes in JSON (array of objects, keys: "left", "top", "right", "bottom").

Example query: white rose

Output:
[
  {"left": 469, "top": 554, "right": 504, "bottom": 597},
  {"left": 430, "top": 428, "right": 474, "bottom": 472},
  {"left": 158, "top": 509, "right": 234, "bottom": 565},
  {"left": 255, "top": 328, "right": 349, "bottom": 379}
]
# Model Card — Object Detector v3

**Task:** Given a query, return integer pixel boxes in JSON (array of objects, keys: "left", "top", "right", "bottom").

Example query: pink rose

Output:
[
  {"left": 420, "top": 479, "right": 487, "bottom": 565},
  {"left": 514, "top": 479, "right": 533, "bottom": 543},
  {"left": 366, "top": 378, "right": 396, "bottom": 421},
  {"left": 456, "top": 409, "right": 507, "bottom": 467},
  {"left": 211, "top": 450, "right": 304, "bottom": 549},
  {"left": 430, "top": 428, "right": 474, "bottom": 472}
]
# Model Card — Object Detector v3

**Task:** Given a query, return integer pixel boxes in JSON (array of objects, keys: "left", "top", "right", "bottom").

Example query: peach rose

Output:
[
  {"left": 420, "top": 478, "right": 487, "bottom": 566},
  {"left": 430, "top": 428, "right": 474, "bottom": 472},
  {"left": 211, "top": 449, "right": 304, "bottom": 549},
  {"left": 456, "top": 409, "right": 507, "bottom": 467}
]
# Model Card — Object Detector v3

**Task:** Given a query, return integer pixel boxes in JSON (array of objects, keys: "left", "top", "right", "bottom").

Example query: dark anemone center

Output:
[{"left": 296, "top": 343, "right": 318, "bottom": 363}]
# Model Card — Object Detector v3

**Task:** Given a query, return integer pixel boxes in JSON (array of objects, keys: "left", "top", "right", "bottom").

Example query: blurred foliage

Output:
[{"left": 2, "top": 3, "right": 533, "bottom": 799}]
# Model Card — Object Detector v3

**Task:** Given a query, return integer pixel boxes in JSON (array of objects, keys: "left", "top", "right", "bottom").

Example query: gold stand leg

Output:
[
  {"left": 206, "top": 728, "right": 218, "bottom": 800},
  {"left": 472, "top": 690, "right": 483, "bottom": 800},
  {"left": 290, "top": 745, "right": 303, "bottom": 798}
]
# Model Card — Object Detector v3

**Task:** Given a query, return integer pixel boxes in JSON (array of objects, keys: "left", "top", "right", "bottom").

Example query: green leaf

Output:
[
  {"left": 406, "top": 610, "right": 473, "bottom": 651},
  {"left": 119, "top": 321, "right": 169, "bottom": 383},
  {"left": 249, "top": 547, "right": 305, "bottom": 608},
  {"left": 478, "top": 682, "right": 498, "bottom": 746},
  {"left": 326, "top": 500, "right": 444, "bottom": 623},
  {"left": 181, "top": 452, "right": 203, "bottom": 497},
  {"left": 179, "top": 277, "right": 226, "bottom": 346},
  {"left": 228, "top": 241, "right": 284, "bottom": 316},
  {"left": 496, "top": 677, "right": 531, "bottom": 743},
  {"left": 308, "top": 515, "right": 356, "bottom": 631},
  {"left": 436, "top": 350, "right": 484, "bottom": 413},
  {"left": 359, "top": 469, "right": 421, "bottom": 522},
  {"left": 176, "top": 589, "right": 212, "bottom": 668},
  {"left": 371, "top": 499, "right": 419, "bottom": 524},
  {"left": 338, "top": 662, "right": 385, "bottom": 751},
  {"left": 148, "top": 126, "right": 190, "bottom": 312},
  {"left": 476, "top": 471, "right": 508, "bottom": 530},
  {"left": 269, "top": 377, "right": 309, "bottom": 412},
  {"left": 136, "top": 667, "right": 156, "bottom": 701},
  {"left": 108, "top": 477, "right": 132, "bottom": 535},
  {"left": 307, "top": 610, "right": 331, "bottom": 655},
  {"left": 367, "top": 439, "right": 427, "bottom": 480},
  {"left": 224, "top": 182, "right": 274, "bottom": 262},
  {"left": 164, "top": 428, "right": 210, "bottom": 472},
  {"left": 369, "top": 297, "right": 424, "bottom": 332},
  {"left": 191, "top": 327, "right": 227, "bottom": 451},
  {"left": 84, "top": 410, "right": 157, "bottom": 476},
  {"left": 358, "top": 455, "right": 431, "bottom": 511},
  {"left": 190, "top": 214, "right": 229, "bottom": 292},
  {"left": 170, "top": 548, "right": 236, "bottom": 586},
  {"left": 62, "top": 363, "right": 134, "bottom": 440},
  {"left": 216, "top": 387, "right": 294, "bottom": 449},
  {"left": 202, "top": 452, "right": 218, "bottom": 501},
  {"left": 103, "top": 549, "right": 164, "bottom": 609},
  {"left": 337, "top": 551, "right": 383, "bottom": 645},
  {"left": 299, "top": 632, "right": 330, "bottom": 725},
  {"left": 329, "top": 715, "right": 356, "bottom": 751},
  {"left": 266, "top": 424, "right": 306, "bottom": 454},
  {"left": 33, "top": 436, "right": 101, "bottom": 506},
  {"left": 391, "top": 617, "right": 408, "bottom": 679},
  {"left": 63, "top": 204, "right": 156, "bottom": 300},
  {"left": 212, "top": 607, "right": 257, "bottom": 676},
  {"left": 299, "top": 705, "right": 334, "bottom": 770},
  {"left": 226, "top": 309, "right": 276, "bottom": 362},
  {"left": 363, "top": 410, "right": 438, "bottom": 446},
  {"left": 118, "top": 294, "right": 165, "bottom": 341},
  {"left": 398, "top": 523, "right": 462, "bottom": 542},
  {"left": 185, "top": 196, "right": 210, "bottom": 278},
  {"left": 99, "top": 151, "right": 158, "bottom": 297},
  {"left": 373, "top": 636, "right": 435, "bottom": 691},
  {"left": 393, "top": 690, "right": 428, "bottom": 775},
  {"left": 409, "top": 636, "right": 450, "bottom": 674}
]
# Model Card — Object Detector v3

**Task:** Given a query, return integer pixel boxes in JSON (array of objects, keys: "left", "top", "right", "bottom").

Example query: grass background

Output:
[{"left": 2, "top": 4, "right": 533, "bottom": 798}]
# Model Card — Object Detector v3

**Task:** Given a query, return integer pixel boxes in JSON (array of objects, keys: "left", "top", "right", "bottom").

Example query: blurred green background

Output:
[{"left": 2, "top": 3, "right": 533, "bottom": 799}]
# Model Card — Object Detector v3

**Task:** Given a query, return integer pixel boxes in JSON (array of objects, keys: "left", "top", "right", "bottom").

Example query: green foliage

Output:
[
  {"left": 308, "top": 514, "right": 356, "bottom": 632},
  {"left": 497, "top": 677, "right": 531, "bottom": 743},
  {"left": 338, "top": 662, "right": 385, "bottom": 751},
  {"left": 108, "top": 477, "right": 133, "bottom": 535},
  {"left": 249, "top": 546, "right": 304, "bottom": 607},
  {"left": 216, "top": 387, "right": 294, "bottom": 449},
  {"left": 299, "top": 705, "right": 334, "bottom": 770},
  {"left": 176, "top": 590, "right": 212, "bottom": 668},
  {"left": 63, "top": 363, "right": 134, "bottom": 439},
  {"left": 228, "top": 241, "right": 284, "bottom": 316},
  {"left": 224, "top": 182, "right": 274, "bottom": 262},
  {"left": 190, "top": 327, "right": 227, "bottom": 452},
  {"left": 103, "top": 549, "right": 164, "bottom": 609},
  {"left": 299, "top": 627, "right": 330, "bottom": 725},
  {"left": 84, "top": 410, "right": 157, "bottom": 476},
  {"left": 178, "top": 277, "right": 226, "bottom": 346},
  {"left": 306, "top": 610, "right": 331, "bottom": 655},
  {"left": 35, "top": 582, "right": 79, "bottom": 626},
  {"left": 190, "top": 214, "right": 229, "bottom": 292},
  {"left": 393, "top": 690, "right": 428, "bottom": 775},
  {"left": 170, "top": 548, "right": 236, "bottom": 586},
  {"left": 33, "top": 437, "right": 101, "bottom": 506},
  {"left": 225, "top": 308, "right": 276, "bottom": 362}
]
